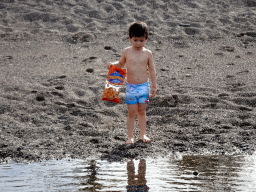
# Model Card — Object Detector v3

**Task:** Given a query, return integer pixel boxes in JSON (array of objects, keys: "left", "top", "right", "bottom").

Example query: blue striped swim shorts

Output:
[{"left": 126, "top": 81, "right": 149, "bottom": 105}]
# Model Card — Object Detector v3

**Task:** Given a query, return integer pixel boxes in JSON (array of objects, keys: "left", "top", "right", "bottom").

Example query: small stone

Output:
[
  {"left": 36, "top": 95, "right": 45, "bottom": 102},
  {"left": 81, "top": 34, "right": 91, "bottom": 42},
  {"left": 221, "top": 46, "right": 235, "bottom": 52},
  {"left": 1, "top": 144, "right": 8, "bottom": 148},
  {"left": 214, "top": 53, "right": 224, "bottom": 56},
  {"left": 193, "top": 171, "right": 198, "bottom": 176},
  {"left": 218, "top": 93, "right": 229, "bottom": 97},
  {"left": 55, "top": 86, "right": 65, "bottom": 90},
  {"left": 226, "top": 47, "right": 235, "bottom": 52},
  {"left": 55, "top": 101, "right": 66, "bottom": 105},
  {"left": 246, "top": 32, "right": 256, "bottom": 37},
  {"left": 72, "top": 33, "right": 79, "bottom": 40},
  {"left": 179, "top": 23, "right": 190, "bottom": 27},
  {"left": 239, "top": 106, "right": 253, "bottom": 111},
  {"left": 64, "top": 125, "right": 72, "bottom": 131},
  {"left": 104, "top": 46, "right": 112, "bottom": 50},
  {"left": 237, "top": 33, "right": 244, "bottom": 37},
  {"left": 57, "top": 75, "right": 67, "bottom": 79},
  {"left": 226, "top": 75, "right": 235, "bottom": 78},
  {"left": 86, "top": 68, "right": 94, "bottom": 73},
  {"left": 79, "top": 122, "right": 94, "bottom": 128},
  {"left": 17, "top": 147, "right": 22, "bottom": 151},
  {"left": 90, "top": 139, "right": 99, "bottom": 144},
  {"left": 67, "top": 103, "right": 75, "bottom": 108}
]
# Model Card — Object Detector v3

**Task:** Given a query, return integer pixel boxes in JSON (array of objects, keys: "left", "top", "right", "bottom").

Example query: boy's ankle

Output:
[
  {"left": 126, "top": 138, "right": 135, "bottom": 144},
  {"left": 140, "top": 135, "right": 151, "bottom": 143}
]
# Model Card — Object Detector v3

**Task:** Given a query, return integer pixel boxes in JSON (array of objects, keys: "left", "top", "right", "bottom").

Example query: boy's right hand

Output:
[
  {"left": 150, "top": 86, "right": 157, "bottom": 97},
  {"left": 107, "top": 62, "right": 112, "bottom": 69}
]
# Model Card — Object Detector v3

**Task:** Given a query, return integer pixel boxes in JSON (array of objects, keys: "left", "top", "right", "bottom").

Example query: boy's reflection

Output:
[{"left": 127, "top": 159, "right": 149, "bottom": 192}]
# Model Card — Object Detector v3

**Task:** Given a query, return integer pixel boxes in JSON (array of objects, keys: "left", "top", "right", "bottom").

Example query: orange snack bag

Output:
[{"left": 101, "top": 65, "right": 126, "bottom": 103}]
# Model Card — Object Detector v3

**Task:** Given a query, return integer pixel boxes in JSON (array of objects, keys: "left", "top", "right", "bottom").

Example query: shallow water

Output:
[{"left": 1, "top": 153, "right": 256, "bottom": 192}]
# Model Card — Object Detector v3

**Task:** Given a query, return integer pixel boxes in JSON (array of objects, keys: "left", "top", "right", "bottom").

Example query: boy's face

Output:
[{"left": 129, "top": 36, "right": 147, "bottom": 50}]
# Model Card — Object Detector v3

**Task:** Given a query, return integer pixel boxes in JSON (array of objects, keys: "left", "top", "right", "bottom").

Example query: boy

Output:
[{"left": 107, "top": 21, "right": 157, "bottom": 144}]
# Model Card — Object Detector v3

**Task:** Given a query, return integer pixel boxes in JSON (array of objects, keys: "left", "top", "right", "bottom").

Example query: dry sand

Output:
[{"left": 0, "top": 0, "right": 256, "bottom": 163}]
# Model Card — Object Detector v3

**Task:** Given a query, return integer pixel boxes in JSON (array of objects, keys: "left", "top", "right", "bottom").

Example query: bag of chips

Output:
[{"left": 101, "top": 65, "right": 126, "bottom": 103}]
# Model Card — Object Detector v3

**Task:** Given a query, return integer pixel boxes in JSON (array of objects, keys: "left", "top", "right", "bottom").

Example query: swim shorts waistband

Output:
[{"left": 126, "top": 81, "right": 149, "bottom": 86}]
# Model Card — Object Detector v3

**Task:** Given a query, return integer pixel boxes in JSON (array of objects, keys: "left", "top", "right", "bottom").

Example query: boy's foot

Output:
[
  {"left": 140, "top": 135, "right": 151, "bottom": 143},
  {"left": 126, "top": 138, "right": 135, "bottom": 144}
]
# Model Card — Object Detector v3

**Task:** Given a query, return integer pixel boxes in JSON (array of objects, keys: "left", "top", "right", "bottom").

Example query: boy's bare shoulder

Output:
[
  {"left": 143, "top": 47, "right": 153, "bottom": 55},
  {"left": 123, "top": 46, "right": 133, "bottom": 52}
]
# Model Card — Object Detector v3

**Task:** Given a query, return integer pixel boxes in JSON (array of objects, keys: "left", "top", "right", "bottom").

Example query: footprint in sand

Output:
[
  {"left": 104, "top": 46, "right": 117, "bottom": 52},
  {"left": 82, "top": 56, "right": 97, "bottom": 63}
]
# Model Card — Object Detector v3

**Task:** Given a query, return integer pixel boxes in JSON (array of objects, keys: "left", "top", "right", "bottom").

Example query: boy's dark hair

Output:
[{"left": 128, "top": 21, "right": 149, "bottom": 39}]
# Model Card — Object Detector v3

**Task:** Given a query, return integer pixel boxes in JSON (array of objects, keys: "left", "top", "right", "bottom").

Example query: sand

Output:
[{"left": 0, "top": 0, "right": 256, "bottom": 163}]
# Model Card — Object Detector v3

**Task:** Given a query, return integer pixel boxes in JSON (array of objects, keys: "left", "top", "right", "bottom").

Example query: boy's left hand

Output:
[{"left": 150, "top": 87, "right": 157, "bottom": 97}]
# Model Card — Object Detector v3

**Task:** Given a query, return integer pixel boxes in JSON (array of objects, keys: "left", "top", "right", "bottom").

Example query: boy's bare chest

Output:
[{"left": 126, "top": 52, "right": 148, "bottom": 66}]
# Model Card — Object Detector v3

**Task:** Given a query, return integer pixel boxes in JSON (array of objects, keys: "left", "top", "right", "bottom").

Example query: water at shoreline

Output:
[{"left": 1, "top": 153, "right": 256, "bottom": 191}]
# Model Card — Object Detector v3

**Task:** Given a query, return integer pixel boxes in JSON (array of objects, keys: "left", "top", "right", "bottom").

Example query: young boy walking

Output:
[{"left": 107, "top": 22, "right": 157, "bottom": 144}]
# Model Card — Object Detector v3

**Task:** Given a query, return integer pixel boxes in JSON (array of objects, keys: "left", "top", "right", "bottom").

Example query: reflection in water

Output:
[
  {"left": 1, "top": 154, "right": 256, "bottom": 191},
  {"left": 127, "top": 159, "right": 149, "bottom": 192},
  {"left": 78, "top": 160, "right": 103, "bottom": 191}
]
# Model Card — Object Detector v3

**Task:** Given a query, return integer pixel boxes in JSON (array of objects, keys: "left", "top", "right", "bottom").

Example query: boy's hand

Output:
[
  {"left": 150, "top": 86, "right": 157, "bottom": 97},
  {"left": 107, "top": 62, "right": 112, "bottom": 69}
]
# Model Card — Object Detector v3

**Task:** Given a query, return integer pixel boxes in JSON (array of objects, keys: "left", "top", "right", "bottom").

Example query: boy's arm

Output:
[
  {"left": 107, "top": 50, "right": 126, "bottom": 69},
  {"left": 148, "top": 52, "right": 157, "bottom": 87},
  {"left": 148, "top": 51, "right": 157, "bottom": 97}
]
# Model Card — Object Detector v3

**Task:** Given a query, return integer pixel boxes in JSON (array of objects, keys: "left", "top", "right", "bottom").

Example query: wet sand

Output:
[{"left": 0, "top": 0, "right": 256, "bottom": 163}]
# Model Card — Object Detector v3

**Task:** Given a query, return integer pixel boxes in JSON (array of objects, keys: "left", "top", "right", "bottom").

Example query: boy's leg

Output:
[
  {"left": 127, "top": 160, "right": 135, "bottom": 186},
  {"left": 137, "top": 103, "right": 150, "bottom": 142},
  {"left": 137, "top": 159, "right": 147, "bottom": 186},
  {"left": 127, "top": 104, "right": 137, "bottom": 144}
]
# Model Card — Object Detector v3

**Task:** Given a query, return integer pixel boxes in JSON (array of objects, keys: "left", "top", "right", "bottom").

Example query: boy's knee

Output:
[
  {"left": 137, "top": 107, "right": 146, "bottom": 116},
  {"left": 128, "top": 109, "right": 137, "bottom": 117}
]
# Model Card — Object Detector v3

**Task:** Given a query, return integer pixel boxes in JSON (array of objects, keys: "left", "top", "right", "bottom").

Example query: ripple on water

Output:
[{"left": 1, "top": 154, "right": 256, "bottom": 191}]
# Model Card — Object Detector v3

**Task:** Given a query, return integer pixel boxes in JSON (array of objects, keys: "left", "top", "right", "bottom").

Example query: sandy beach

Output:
[{"left": 0, "top": 0, "right": 256, "bottom": 163}]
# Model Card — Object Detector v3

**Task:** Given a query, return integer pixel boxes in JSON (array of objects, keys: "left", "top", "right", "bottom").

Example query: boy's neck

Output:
[{"left": 132, "top": 46, "right": 143, "bottom": 52}]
